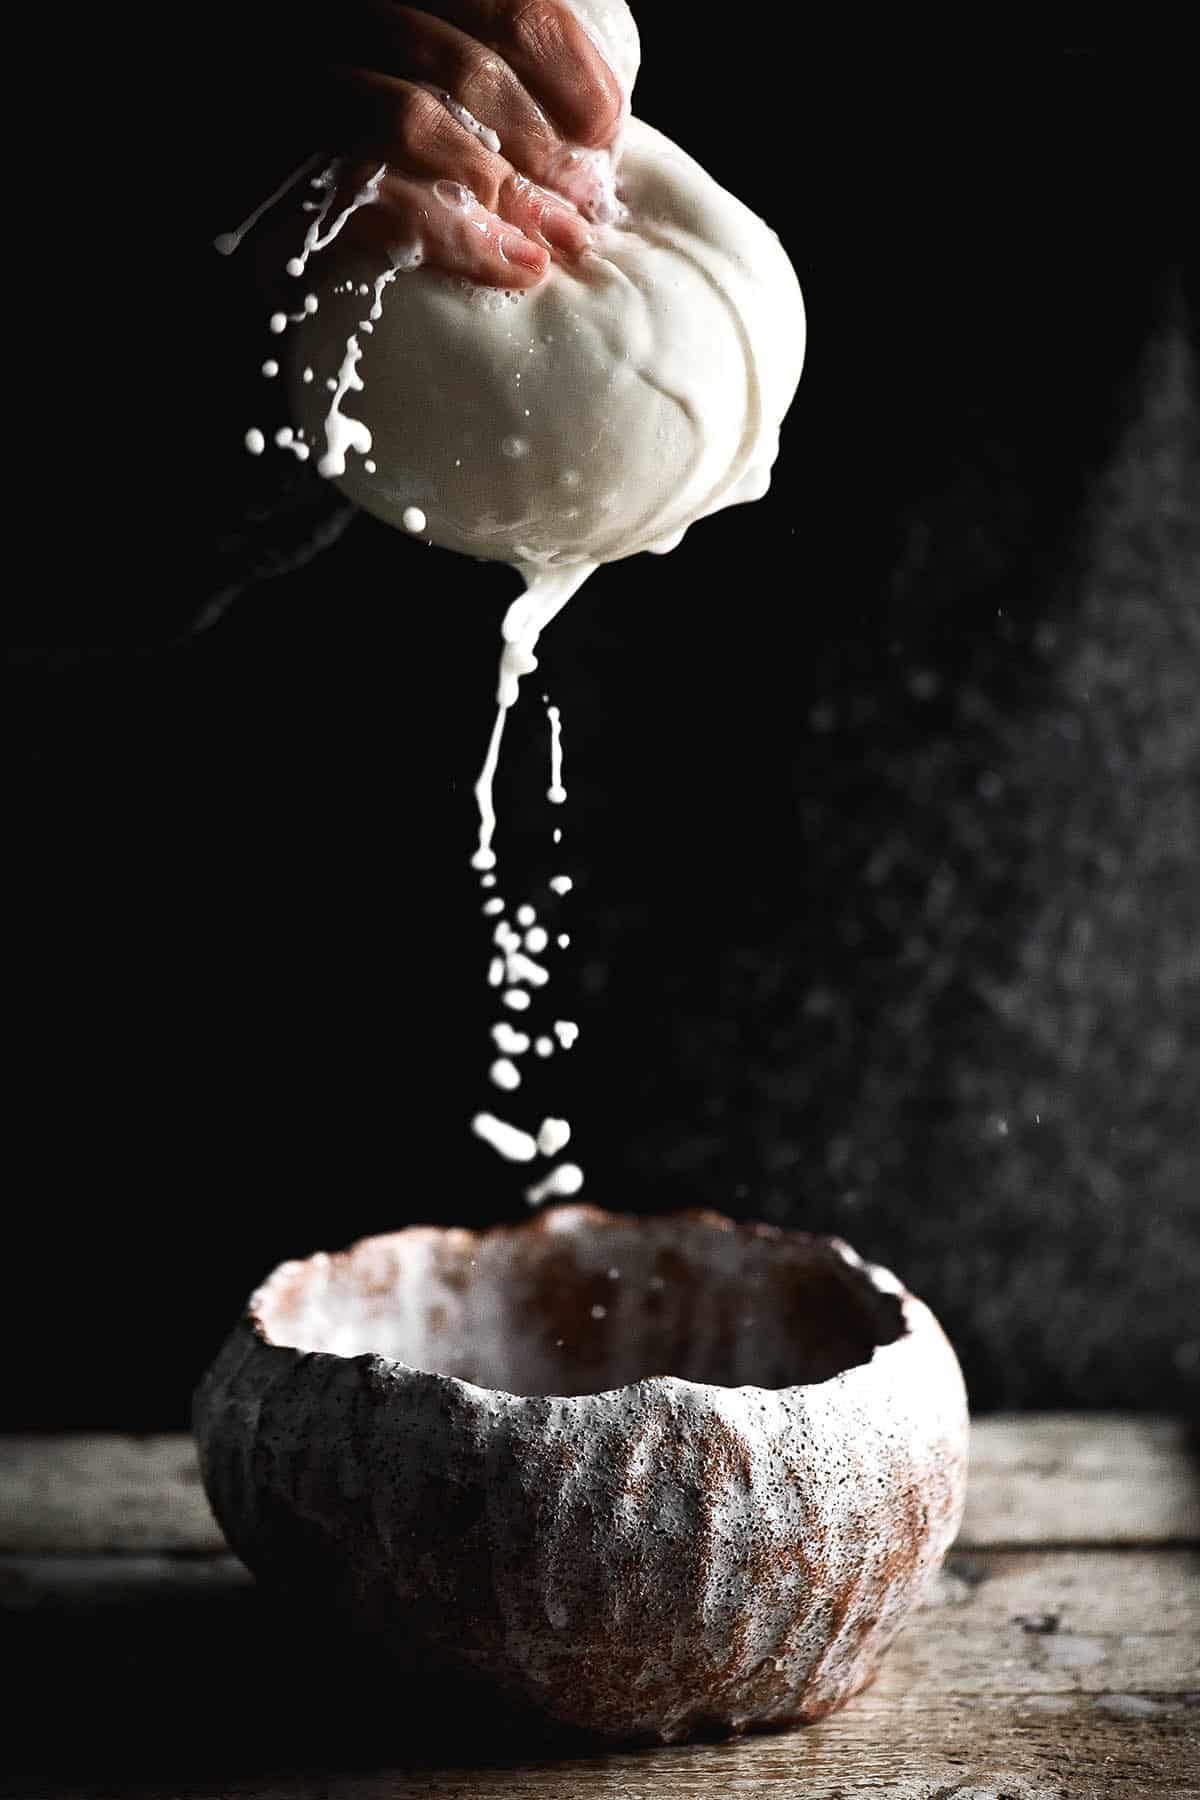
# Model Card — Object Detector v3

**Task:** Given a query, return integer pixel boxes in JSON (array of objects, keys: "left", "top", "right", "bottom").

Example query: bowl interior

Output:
[{"left": 254, "top": 1208, "right": 907, "bottom": 1397}]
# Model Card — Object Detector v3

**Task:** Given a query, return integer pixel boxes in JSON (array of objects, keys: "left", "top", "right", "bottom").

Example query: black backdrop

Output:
[{"left": 6, "top": 17, "right": 1197, "bottom": 1426}]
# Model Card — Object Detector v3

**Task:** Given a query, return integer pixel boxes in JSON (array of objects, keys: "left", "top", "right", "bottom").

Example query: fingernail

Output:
[
  {"left": 538, "top": 205, "right": 593, "bottom": 258},
  {"left": 501, "top": 233, "right": 550, "bottom": 276}
]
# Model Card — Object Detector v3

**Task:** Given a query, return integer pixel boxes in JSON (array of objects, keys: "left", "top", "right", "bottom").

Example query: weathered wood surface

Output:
[
  {"left": 0, "top": 1431, "right": 223, "bottom": 1552},
  {"left": 1, "top": 1417, "right": 1197, "bottom": 1798},
  {"left": 10, "top": 1689, "right": 1200, "bottom": 1800},
  {"left": 3, "top": 1416, "right": 1197, "bottom": 1554},
  {"left": 4, "top": 1544, "right": 1197, "bottom": 1696},
  {"left": 961, "top": 1414, "right": 1200, "bottom": 1548}
]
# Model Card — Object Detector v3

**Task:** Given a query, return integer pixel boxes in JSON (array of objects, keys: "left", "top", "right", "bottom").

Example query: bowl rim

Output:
[{"left": 240, "top": 1204, "right": 931, "bottom": 1409}]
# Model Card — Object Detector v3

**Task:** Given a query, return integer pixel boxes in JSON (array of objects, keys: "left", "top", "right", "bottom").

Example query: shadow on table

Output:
[{"left": 0, "top": 1555, "right": 758, "bottom": 1793}]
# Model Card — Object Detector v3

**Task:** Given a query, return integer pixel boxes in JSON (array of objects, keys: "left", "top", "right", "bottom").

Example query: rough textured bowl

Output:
[{"left": 194, "top": 1206, "right": 968, "bottom": 1743}]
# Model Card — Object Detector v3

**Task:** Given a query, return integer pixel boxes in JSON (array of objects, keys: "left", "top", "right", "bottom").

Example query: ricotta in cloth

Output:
[{"left": 288, "top": 0, "right": 805, "bottom": 581}]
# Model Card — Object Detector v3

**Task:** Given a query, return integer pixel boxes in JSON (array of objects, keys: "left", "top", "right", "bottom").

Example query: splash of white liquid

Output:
[
  {"left": 472, "top": 1113, "right": 537, "bottom": 1162},
  {"left": 465, "top": 583, "right": 584, "bottom": 1188},
  {"left": 279, "top": 7, "right": 806, "bottom": 1221},
  {"left": 274, "top": 426, "right": 310, "bottom": 463},
  {"left": 546, "top": 703, "right": 566, "bottom": 803},
  {"left": 404, "top": 507, "right": 427, "bottom": 533},
  {"left": 491, "top": 1023, "right": 530, "bottom": 1055},
  {"left": 360, "top": 245, "right": 425, "bottom": 335},
  {"left": 317, "top": 336, "right": 372, "bottom": 478},
  {"left": 434, "top": 90, "right": 502, "bottom": 154},
  {"left": 287, "top": 164, "right": 386, "bottom": 281},
  {"left": 244, "top": 429, "right": 265, "bottom": 455},
  {"left": 489, "top": 1058, "right": 521, "bottom": 1091},
  {"left": 471, "top": 564, "right": 596, "bottom": 870},
  {"left": 368, "top": 266, "right": 396, "bottom": 323},
  {"left": 213, "top": 153, "right": 324, "bottom": 256},
  {"left": 526, "top": 1162, "right": 585, "bottom": 1206},
  {"left": 537, "top": 1118, "right": 572, "bottom": 1156},
  {"left": 270, "top": 297, "right": 320, "bottom": 339},
  {"left": 506, "top": 951, "right": 549, "bottom": 987}
]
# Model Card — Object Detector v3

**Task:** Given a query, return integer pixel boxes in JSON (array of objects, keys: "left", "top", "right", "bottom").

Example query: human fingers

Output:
[
  {"left": 331, "top": 71, "right": 592, "bottom": 258},
  {"left": 429, "top": 0, "right": 623, "bottom": 147},
  {"left": 328, "top": 156, "right": 551, "bottom": 286}
]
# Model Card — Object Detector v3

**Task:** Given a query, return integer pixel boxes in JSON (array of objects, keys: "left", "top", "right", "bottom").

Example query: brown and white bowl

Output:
[{"left": 194, "top": 1206, "right": 968, "bottom": 1743}]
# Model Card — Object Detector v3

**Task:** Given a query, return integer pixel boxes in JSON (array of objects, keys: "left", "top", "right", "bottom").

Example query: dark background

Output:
[{"left": 6, "top": 18, "right": 1197, "bottom": 1426}]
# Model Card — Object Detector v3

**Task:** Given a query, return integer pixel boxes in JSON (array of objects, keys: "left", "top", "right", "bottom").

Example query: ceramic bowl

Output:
[{"left": 194, "top": 1205, "right": 968, "bottom": 1742}]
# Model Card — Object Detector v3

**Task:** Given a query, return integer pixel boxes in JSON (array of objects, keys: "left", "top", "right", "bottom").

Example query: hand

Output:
[{"left": 319, "top": 2, "right": 623, "bottom": 288}]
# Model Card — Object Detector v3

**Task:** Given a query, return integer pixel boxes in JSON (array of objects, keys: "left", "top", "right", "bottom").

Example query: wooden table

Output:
[{"left": 3, "top": 1417, "right": 1197, "bottom": 1798}]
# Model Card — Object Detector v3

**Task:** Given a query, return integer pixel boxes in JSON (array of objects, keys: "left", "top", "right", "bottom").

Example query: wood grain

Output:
[
  {"left": 0, "top": 1431, "right": 223, "bottom": 1552},
  {"left": 2, "top": 1416, "right": 1197, "bottom": 1797},
  {"left": 3, "top": 1543, "right": 1196, "bottom": 1796},
  {"left": 959, "top": 1414, "right": 1200, "bottom": 1547},
  {"left": 18, "top": 1705, "right": 1200, "bottom": 1800},
  {"left": 3, "top": 1543, "right": 1196, "bottom": 1690}
]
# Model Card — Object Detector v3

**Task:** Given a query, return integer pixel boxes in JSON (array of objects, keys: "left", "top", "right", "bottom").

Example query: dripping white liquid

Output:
[
  {"left": 318, "top": 335, "right": 372, "bottom": 478},
  {"left": 471, "top": 564, "right": 595, "bottom": 871},
  {"left": 526, "top": 1163, "right": 585, "bottom": 1206},
  {"left": 213, "top": 152, "right": 324, "bottom": 256},
  {"left": 546, "top": 702, "right": 566, "bottom": 803},
  {"left": 472, "top": 1113, "right": 537, "bottom": 1162}
]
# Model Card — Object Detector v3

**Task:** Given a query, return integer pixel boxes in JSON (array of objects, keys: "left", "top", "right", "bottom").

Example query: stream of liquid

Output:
[{"left": 216, "top": 145, "right": 592, "bottom": 1204}]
